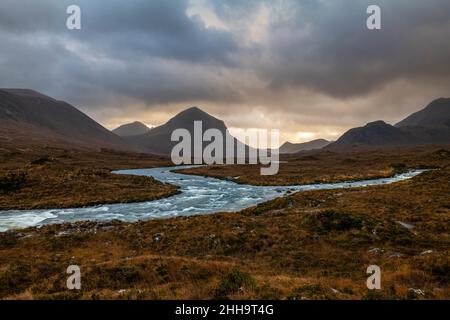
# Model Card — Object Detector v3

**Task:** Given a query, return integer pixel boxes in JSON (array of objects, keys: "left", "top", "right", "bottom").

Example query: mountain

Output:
[
  {"left": 326, "top": 121, "right": 413, "bottom": 150},
  {"left": 125, "top": 106, "right": 251, "bottom": 157},
  {"left": 0, "top": 89, "right": 134, "bottom": 151},
  {"left": 326, "top": 98, "right": 450, "bottom": 150},
  {"left": 395, "top": 98, "right": 450, "bottom": 128},
  {"left": 112, "top": 121, "right": 150, "bottom": 137},
  {"left": 394, "top": 98, "right": 450, "bottom": 145},
  {"left": 279, "top": 139, "right": 330, "bottom": 154}
]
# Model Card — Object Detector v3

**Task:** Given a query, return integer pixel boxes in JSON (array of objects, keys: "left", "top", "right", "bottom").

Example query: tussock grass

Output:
[{"left": 0, "top": 146, "right": 449, "bottom": 299}]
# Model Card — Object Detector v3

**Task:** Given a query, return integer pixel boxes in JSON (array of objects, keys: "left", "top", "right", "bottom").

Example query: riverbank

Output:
[
  {"left": 0, "top": 167, "right": 424, "bottom": 232},
  {"left": 0, "top": 150, "right": 449, "bottom": 299},
  {"left": 0, "top": 146, "right": 449, "bottom": 299},
  {"left": 0, "top": 148, "right": 178, "bottom": 210},
  {"left": 2, "top": 146, "right": 446, "bottom": 211},
  {"left": 175, "top": 147, "right": 450, "bottom": 186}
]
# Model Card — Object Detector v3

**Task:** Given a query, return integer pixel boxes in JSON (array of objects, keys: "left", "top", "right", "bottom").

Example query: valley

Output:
[
  {"left": 0, "top": 148, "right": 178, "bottom": 210},
  {"left": 0, "top": 89, "right": 449, "bottom": 300},
  {"left": 0, "top": 148, "right": 450, "bottom": 299},
  {"left": 0, "top": 146, "right": 448, "bottom": 300}
]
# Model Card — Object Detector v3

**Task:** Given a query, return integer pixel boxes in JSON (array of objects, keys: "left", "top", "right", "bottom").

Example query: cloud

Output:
[
  {"left": 245, "top": 0, "right": 450, "bottom": 97},
  {"left": 0, "top": 0, "right": 449, "bottom": 143}
]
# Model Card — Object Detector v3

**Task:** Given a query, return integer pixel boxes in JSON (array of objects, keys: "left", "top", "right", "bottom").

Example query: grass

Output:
[
  {"left": 0, "top": 148, "right": 178, "bottom": 209},
  {"left": 215, "top": 269, "right": 257, "bottom": 299},
  {"left": 175, "top": 147, "right": 449, "bottom": 185},
  {"left": 0, "top": 146, "right": 449, "bottom": 299}
]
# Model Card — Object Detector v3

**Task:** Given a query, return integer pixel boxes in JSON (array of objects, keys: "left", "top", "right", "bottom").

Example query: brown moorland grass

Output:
[
  {"left": 0, "top": 147, "right": 178, "bottom": 210},
  {"left": 175, "top": 146, "right": 450, "bottom": 185},
  {"left": 0, "top": 146, "right": 449, "bottom": 299}
]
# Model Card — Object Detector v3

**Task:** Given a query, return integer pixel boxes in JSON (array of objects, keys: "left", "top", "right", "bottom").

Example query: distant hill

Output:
[
  {"left": 112, "top": 121, "right": 150, "bottom": 137},
  {"left": 125, "top": 106, "right": 252, "bottom": 157},
  {"left": 0, "top": 89, "right": 134, "bottom": 151},
  {"left": 326, "top": 121, "right": 414, "bottom": 150},
  {"left": 326, "top": 98, "right": 450, "bottom": 150},
  {"left": 279, "top": 139, "right": 330, "bottom": 154},
  {"left": 3, "top": 89, "right": 448, "bottom": 155},
  {"left": 395, "top": 98, "right": 450, "bottom": 128}
]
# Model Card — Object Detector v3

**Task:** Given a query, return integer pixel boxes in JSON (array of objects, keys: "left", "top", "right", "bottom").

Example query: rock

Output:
[
  {"left": 98, "top": 225, "right": 114, "bottom": 232},
  {"left": 388, "top": 252, "right": 404, "bottom": 258},
  {"left": 408, "top": 288, "right": 425, "bottom": 296},
  {"left": 18, "top": 232, "right": 37, "bottom": 239},
  {"left": 368, "top": 247, "right": 384, "bottom": 255},
  {"left": 56, "top": 231, "right": 70, "bottom": 237},
  {"left": 153, "top": 233, "right": 164, "bottom": 243},
  {"left": 396, "top": 221, "right": 415, "bottom": 230},
  {"left": 30, "top": 156, "right": 54, "bottom": 165}
]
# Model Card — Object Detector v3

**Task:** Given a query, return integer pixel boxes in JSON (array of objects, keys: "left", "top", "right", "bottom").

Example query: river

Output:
[{"left": 0, "top": 166, "right": 426, "bottom": 231}]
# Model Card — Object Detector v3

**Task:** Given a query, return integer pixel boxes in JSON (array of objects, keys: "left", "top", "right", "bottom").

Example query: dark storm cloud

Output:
[
  {"left": 0, "top": 0, "right": 239, "bottom": 106},
  {"left": 252, "top": 0, "right": 450, "bottom": 97},
  {"left": 0, "top": 0, "right": 236, "bottom": 63},
  {"left": 77, "top": 1, "right": 238, "bottom": 64},
  {"left": 0, "top": 0, "right": 449, "bottom": 136}
]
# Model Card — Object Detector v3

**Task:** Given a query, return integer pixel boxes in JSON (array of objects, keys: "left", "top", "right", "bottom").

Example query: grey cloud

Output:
[
  {"left": 0, "top": 0, "right": 240, "bottom": 107},
  {"left": 0, "top": 0, "right": 449, "bottom": 137},
  {"left": 254, "top": 0, "right": 450, "bottom": 97}
]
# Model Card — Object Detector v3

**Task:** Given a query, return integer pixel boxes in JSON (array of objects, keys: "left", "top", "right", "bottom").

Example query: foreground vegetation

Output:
[
  {"left": 0, "top": 146, "right": 448, "bottom": 299},
  {"left": 176, "top": 147, "right": 449, "bottom": 185},
  {"left": 0, "top": 148, "right": 177, "bottom": 209}
]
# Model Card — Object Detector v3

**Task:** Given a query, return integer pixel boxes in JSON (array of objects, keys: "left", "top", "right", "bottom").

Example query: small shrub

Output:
[
  {"left": 36, "top": 291, "right": 83, "bottom": 300},
  {"left": 288, "top": 284, "right": 327, "bottom": 299},
  {"left": 30, "top": 156, "right": 53, "bottom": 165},
  {"left": 87, "top": 265, "right": 142, "bottom": 290},
  {"left": 0, "top": 263, "right": 32, "bottom": 298},
  {"left": 0, "top": 171, "right": 28, "bottom": 193},
  {"left": 363, "top": 288, "right": 397, "bottom": 300},
  {"left": 215, "top": 269, "right": 256, "bottom": 298},
  {"left": 425, "top": 257, "right": 450, "bottom": 284},
  {"left": 245, "top": 197, "right": 288, "bottom": 216},
  {"left": 155, "top": 264, "right": 170, "bottom": 283},
  {"left": 0, "top": 233, "right": 19, "bottom": 248},
  {"left": 303, "top": 210, "right": 366, "bottom": 234}
]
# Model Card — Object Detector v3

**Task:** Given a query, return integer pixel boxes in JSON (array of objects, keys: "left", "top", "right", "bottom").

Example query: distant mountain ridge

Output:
[
  {"left": 113, "top": 121, "right": 150, "bottom": 137},
  {"left": 279, "top": 139, "right": 330, "bottom": 154},
  {"left": 395, "top": 98, "right": 450, "bottom": 128},
  {"left": 124, "top": 106, "right": 252, "bottom": 156},
  {"left": 1, "top": 88, "right": 449, "bottom": 155},
  {"left": 326, "top": 98, "right": 450, "bottom": 150},
  {"left": 0, "top": 89, "right": 134, "bottom": 151}
]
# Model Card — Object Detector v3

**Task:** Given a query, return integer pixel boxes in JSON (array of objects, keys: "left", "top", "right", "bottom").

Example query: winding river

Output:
[{"left": 0, "top": 166, "right": 426, "bottom": 232}]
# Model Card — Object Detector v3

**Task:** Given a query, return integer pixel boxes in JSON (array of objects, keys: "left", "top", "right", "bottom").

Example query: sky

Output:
[{"left": 0, "top": 0, "right": 450, "bottom": 146}]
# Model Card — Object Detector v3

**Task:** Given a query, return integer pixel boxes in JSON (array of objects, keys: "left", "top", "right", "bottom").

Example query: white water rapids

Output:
[{"left": 0, "top": 166, "right": 426, "bottom": 232}]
